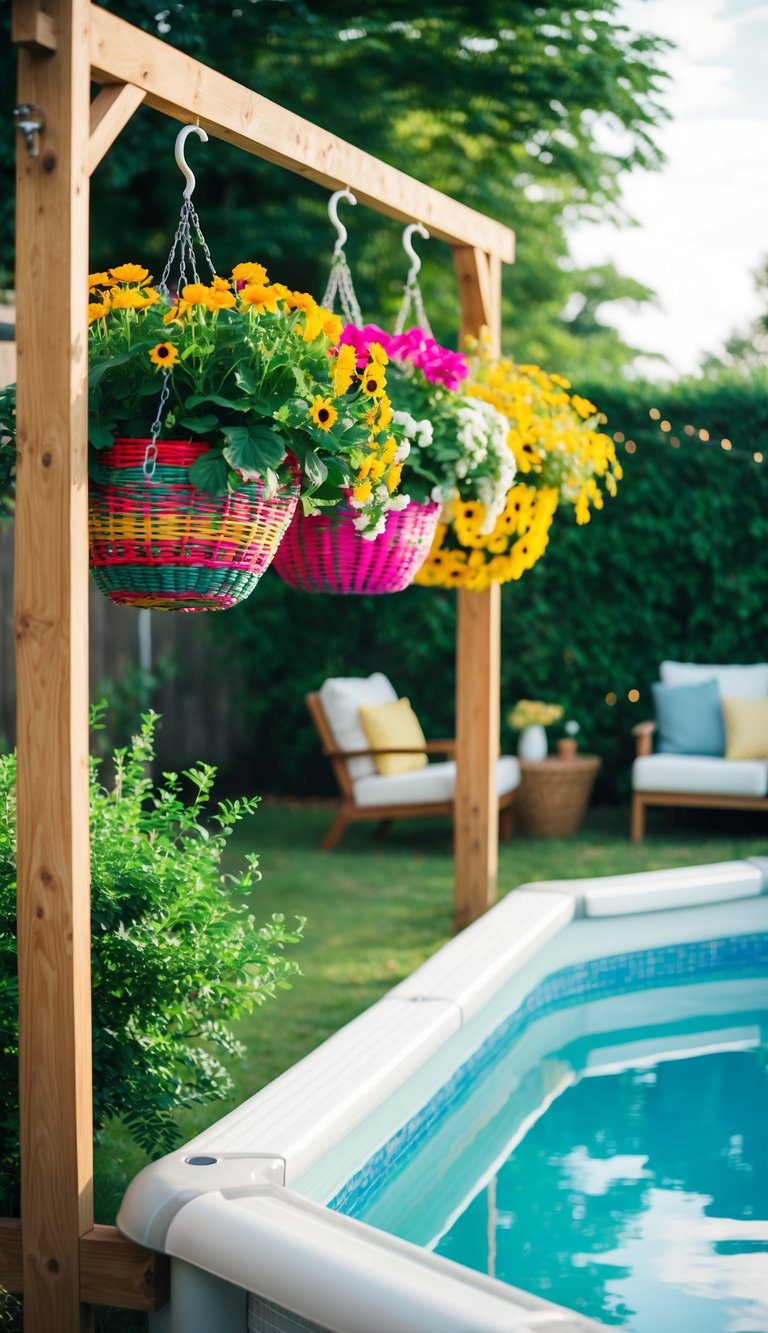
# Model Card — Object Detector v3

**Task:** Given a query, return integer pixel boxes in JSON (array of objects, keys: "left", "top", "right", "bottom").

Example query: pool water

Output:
[
  {"left": 435, "top": 1045, "right": 768, "bottom": 1331},
  {"left": 334, "top": 929, "right": 768, "bottom": 1332}
]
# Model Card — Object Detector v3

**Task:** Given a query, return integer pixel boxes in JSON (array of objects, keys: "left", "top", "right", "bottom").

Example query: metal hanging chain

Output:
[
  {"left": 146, "top": 126, "right": 217, "bottom": 480},
  {"left": 321, "top": 188, "right": 363, "bottom": 325},
  {"left": 394, "top": 222, "right": 433, "bottom": 338},
  {"left": 143, "top": 371, "right": 172, "bottom": 482}
]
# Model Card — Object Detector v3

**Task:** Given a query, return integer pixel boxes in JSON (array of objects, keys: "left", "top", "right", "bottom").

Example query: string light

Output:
[
  {"left": 605, "top": 692, "right": 617, "bottom": 706},
  {"left": 620, "top": 404, "right": 765, "bottom": 466},
  {"left": 628, "top": 689, "right": 640, "bottom": 703}
]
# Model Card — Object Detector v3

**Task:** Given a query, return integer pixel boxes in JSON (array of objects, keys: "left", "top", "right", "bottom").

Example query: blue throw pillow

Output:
[{"left": 652, "top": 678, "right": 725, "bottom": 756}]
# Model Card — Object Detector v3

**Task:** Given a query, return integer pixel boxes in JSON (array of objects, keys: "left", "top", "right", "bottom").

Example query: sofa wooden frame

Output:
[
  {"left": 6, "top": 2, "right": 516, "bottom": 1328},
  {"left": 306, "top": 692, "right": 515, "bottom": 851},
  {"left": 630, "top": 721, "right": 768, "bottom": 842}
]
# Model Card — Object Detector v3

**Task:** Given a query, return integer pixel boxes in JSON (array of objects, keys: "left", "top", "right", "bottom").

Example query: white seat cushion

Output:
[
  {"left": 633, "top": 753, "right": 768, "bottom": 798},
  {"left": 660, "top": 661, "right": 768, "bottom": 699},
  {"left": 353, "top": 756, "right": 520, "bottom": 808},
  {"left": 319, "top": 674, "right": 397, "bottom": 781}
]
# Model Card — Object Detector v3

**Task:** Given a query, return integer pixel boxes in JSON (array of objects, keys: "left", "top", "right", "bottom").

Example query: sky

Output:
[{"left": 569, "top": 0, "right": 768, "bottom": 377}]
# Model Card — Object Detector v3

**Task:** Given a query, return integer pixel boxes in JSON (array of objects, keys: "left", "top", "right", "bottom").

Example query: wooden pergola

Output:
[{"left": 2, "top": 2, "right": 515, "bottom": 1328}]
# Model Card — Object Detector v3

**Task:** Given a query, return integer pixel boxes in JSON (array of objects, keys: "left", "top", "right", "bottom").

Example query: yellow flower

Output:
[
  {"left": 332, "top": 343, "right": 357, "bottom": 397},
  {"left": 148, "top": 342, "right": 179, "bottom": 368},
  {"left": 205, "top": 287, "right": 236, "bottom": 310},
  {"left": 386, "top": 462, "right": 403, "bottom": 493},
  {"left": 302, "top": 311, "right": 325, "bottom": 342},
  {"left": 88, "top": 300, "right": 110, "bottom": 324},
  {"left": 322, "top": 311, "right": 344, "bottom": 343},
  {"left": 360, "top": 362, "right": 386, "bottom": 399},
  {"left": 353, "top": 480, "right": 372, "bottom": 503},
  {"left": 308, "top": 396, "right": 338, "bottom": 432},
  {"left": 231, "top": 262, "right": 268, "bottom": 284},
  {"left": 88, "top": 271, "right": 114, "bottom": 289},
  {"left": 240, "top": 283, "right": 281, "bottom": 314},
  {"left": 285, "top": 290, "right": 318, "bottom": 315},
  {"left": 109, "top": 264, "right": 151, "bottom": 285},
  {"left": 110, "top": 287, "right": 156, "bottom": 310},
  {"left": 367, "top": 342, "right": 389, "bottom": 366},
  {"left": 180, "top": 282, "right": 213, "bottom": 306}
]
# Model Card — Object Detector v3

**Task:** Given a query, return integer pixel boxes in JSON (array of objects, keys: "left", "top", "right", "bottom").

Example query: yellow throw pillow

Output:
[
  {"left": 721, "top": 696, "right": 768, "bottom": 760},
  {"left": 358, "top": 698, "right": 428, "bottom": 776}
]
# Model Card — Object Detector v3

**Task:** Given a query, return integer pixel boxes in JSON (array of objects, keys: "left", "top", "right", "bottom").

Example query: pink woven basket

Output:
[{"left": 272, "top": 496, "right": 440, "bottom": 595}]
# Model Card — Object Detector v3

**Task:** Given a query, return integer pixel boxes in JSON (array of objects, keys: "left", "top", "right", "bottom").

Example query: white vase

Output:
[{"left": 518, "top": 723, "right": 547, "bottom": 762}]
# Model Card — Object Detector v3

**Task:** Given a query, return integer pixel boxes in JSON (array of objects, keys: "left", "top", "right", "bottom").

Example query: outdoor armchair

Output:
[{"left": 308, "top": 673, "right": 520, "bottom": 851}]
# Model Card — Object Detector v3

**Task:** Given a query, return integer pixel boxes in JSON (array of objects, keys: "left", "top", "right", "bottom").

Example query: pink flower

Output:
[{"left": 337, "top": 323, "right": 468, "bottom": 390}]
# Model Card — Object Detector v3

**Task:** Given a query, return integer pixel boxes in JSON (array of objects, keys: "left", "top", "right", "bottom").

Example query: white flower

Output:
[
  {"left": 388, "top": 492, "right": 411, "bottom": 510},
  {"left": 362, "top": 515, "right": 387, "bottom": 540},
  {"left": 417, "top": 419, "right": 433, "bottom": 448},
  {"left": 394, "top": 440, "right": 411, "bottom": 463}
]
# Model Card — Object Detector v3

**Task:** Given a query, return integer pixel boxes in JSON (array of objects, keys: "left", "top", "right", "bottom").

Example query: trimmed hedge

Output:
[{"left": 217, "top": 373, "right": 768, "bottom": 800}]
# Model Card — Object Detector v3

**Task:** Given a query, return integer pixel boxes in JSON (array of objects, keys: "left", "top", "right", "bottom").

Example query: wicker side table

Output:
[{"left": 515, "top": 754, "right": 601, "bottom": 837}]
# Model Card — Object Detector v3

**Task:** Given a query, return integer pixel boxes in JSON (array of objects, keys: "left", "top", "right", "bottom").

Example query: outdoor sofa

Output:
[{"left": 630, "top": 660, "right": 768, "bottom": 841}]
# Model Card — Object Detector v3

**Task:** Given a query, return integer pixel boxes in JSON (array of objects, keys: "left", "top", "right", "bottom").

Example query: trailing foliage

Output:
[
  {"left": 214, "top": 373, "right": 768, "bottom": 799},
  {"left": 0, "top": 711, "right": 302, "bottom": 1215}
]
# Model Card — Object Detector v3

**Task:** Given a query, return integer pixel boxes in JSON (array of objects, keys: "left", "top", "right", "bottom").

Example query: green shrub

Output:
[{"left": 0, "top": 709, "right": 302, "bottom": 1215}]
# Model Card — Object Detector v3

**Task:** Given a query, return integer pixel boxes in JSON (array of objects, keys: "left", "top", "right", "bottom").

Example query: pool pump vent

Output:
[{"left": 249, "top": 1294, "right": 334, "bottom": 1333}]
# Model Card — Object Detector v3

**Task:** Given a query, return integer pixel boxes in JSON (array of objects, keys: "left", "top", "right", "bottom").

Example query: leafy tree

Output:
[{"left": 0, "top": 1, "right": 671, "bottom": 373}]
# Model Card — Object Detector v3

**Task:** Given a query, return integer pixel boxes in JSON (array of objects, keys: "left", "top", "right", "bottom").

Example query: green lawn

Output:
[{"left": 95, "top": 800, "right": 766, "bottom": 1226}]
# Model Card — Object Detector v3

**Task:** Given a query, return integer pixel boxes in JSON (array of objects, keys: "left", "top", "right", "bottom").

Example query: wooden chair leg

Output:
[
  {"left": 630, "top": 793, "right": 646, "bottom": 843},
  {"left": 499, "top": 803, "right": 514, "bottom": 843},
  {"left": 321, "top": 810, "right": 350, "bottom": 852},
  {"left": 373, "top": 819, "right": 393, "bottom": 840}
]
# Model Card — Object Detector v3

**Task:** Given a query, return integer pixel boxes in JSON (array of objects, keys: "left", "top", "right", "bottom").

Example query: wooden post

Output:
[
  {"left": 452, "top": 247, "right": 504, "bottom": 929},
  {"left": 14, "top": 1, "right": 94, "bottom": 1329}
]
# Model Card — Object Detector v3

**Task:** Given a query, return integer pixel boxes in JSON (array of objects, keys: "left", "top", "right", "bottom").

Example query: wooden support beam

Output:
[
  {"left": 88, "top": 5, "right": 515, "bottom": 260},
  {"left": 87, "top": 83, "right": 146, "bottom": 176},
  {"left": 0, "top": 1220, "right": 170, "bottom": 1311},
  {"left": 453, "top": 245, "right": 504, "bottom": 929},
  {"left": 11, "top": 2, "right": 57, "bottom": 53},
  {"left": 14, "top": 0, "right": 94, "bottom": 1327},
  {"left": 79, "top": 1227, "right": 170, "bottom": 1311},
  {"left": 0, "top": 1217, "right": 24, "bottom": 1294}
]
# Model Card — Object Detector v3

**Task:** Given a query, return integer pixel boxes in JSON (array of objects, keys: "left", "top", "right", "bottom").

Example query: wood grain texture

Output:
[
  {"left": 87, "top": 83, "right": 146, "bottom": 176},
  {"left": 14, "top": 0, "right": 94, "bottom": 1328},
  {"left": 0, "top": 1221, "right": 170, "bottom": 1311},
  {"left": 11, "top": 2, "right": 57, "bottom": 52},
  {"left": 88, "top": 5, "right": 515, "bottom": 260},
  {"left": 453, "top": 247, "right": 504, "bottom": 929}
]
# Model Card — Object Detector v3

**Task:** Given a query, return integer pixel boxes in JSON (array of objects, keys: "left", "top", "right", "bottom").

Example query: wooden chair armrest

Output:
[
  {"left": 324, "top": 741, "right": 456, "bottom": 759},
  {"left": 631, "top": 720, "right": 656, "bottom": 757}
]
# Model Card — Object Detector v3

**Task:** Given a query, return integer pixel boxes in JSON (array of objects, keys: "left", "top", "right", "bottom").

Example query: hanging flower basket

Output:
[
  {"left": 88, "top": 438, "right": 299, "bottom": 611},
  {"left": 272, "top": 494, "right": 440, "bottom": 595}
]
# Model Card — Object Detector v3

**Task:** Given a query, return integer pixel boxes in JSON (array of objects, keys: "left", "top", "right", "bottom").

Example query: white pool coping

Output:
[{"left": 118, "top": 857, "right": 768, "bottom": 1333}]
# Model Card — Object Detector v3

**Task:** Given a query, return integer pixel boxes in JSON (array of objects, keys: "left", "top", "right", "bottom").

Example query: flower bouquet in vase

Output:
[{"left": 507, "top": 699, "right": 564, "bottom": 762}]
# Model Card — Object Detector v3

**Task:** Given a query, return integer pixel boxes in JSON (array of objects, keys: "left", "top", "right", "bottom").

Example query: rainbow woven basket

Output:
[
  {"left": 89, "top": 438, "right": 299, "bottom": 611},
  {"left": 272, "top": 495, "right": 440, "bottom": 595}
]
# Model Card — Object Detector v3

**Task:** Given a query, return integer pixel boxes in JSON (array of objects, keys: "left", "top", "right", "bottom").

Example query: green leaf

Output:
[
  {"left": 186, "top": 393, "right": 249, "bottom": 412},
  {"left": 88, "top": 346, "right": 147, "bottom": 389},
  {"left": 288, "top": 436, "right": 328, "bottom": 490},
  {"left": 178, "top": 414, "right": 220, "bottom": 433},
  {"left": 188, "top": 450, "right": 230, "bottom": 495},
  {"left": 221, "top": 424, "right": 286, "bottom": 476},
  {"left": 88, "top": 422, "right": 115, "bottom": 450}
]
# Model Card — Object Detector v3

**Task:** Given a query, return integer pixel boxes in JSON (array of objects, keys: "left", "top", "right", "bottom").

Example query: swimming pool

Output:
[
  {"left": 119, "top": 858, "right": 768, "bottom": 1333},
  {"left": 324, "top": 927, "right": 768, "bottom": 1332}
]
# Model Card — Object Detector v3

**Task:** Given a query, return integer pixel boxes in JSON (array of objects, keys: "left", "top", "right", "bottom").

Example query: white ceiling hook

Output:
[
  {"left": 328, "top": 187, "right": 357, "bottom": 257},
  {"left": 175, "top": 124, "right": 209, "bottom": 200},
  {"left": 402, "top": 222, "right": 429, "bottom": 285}
]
